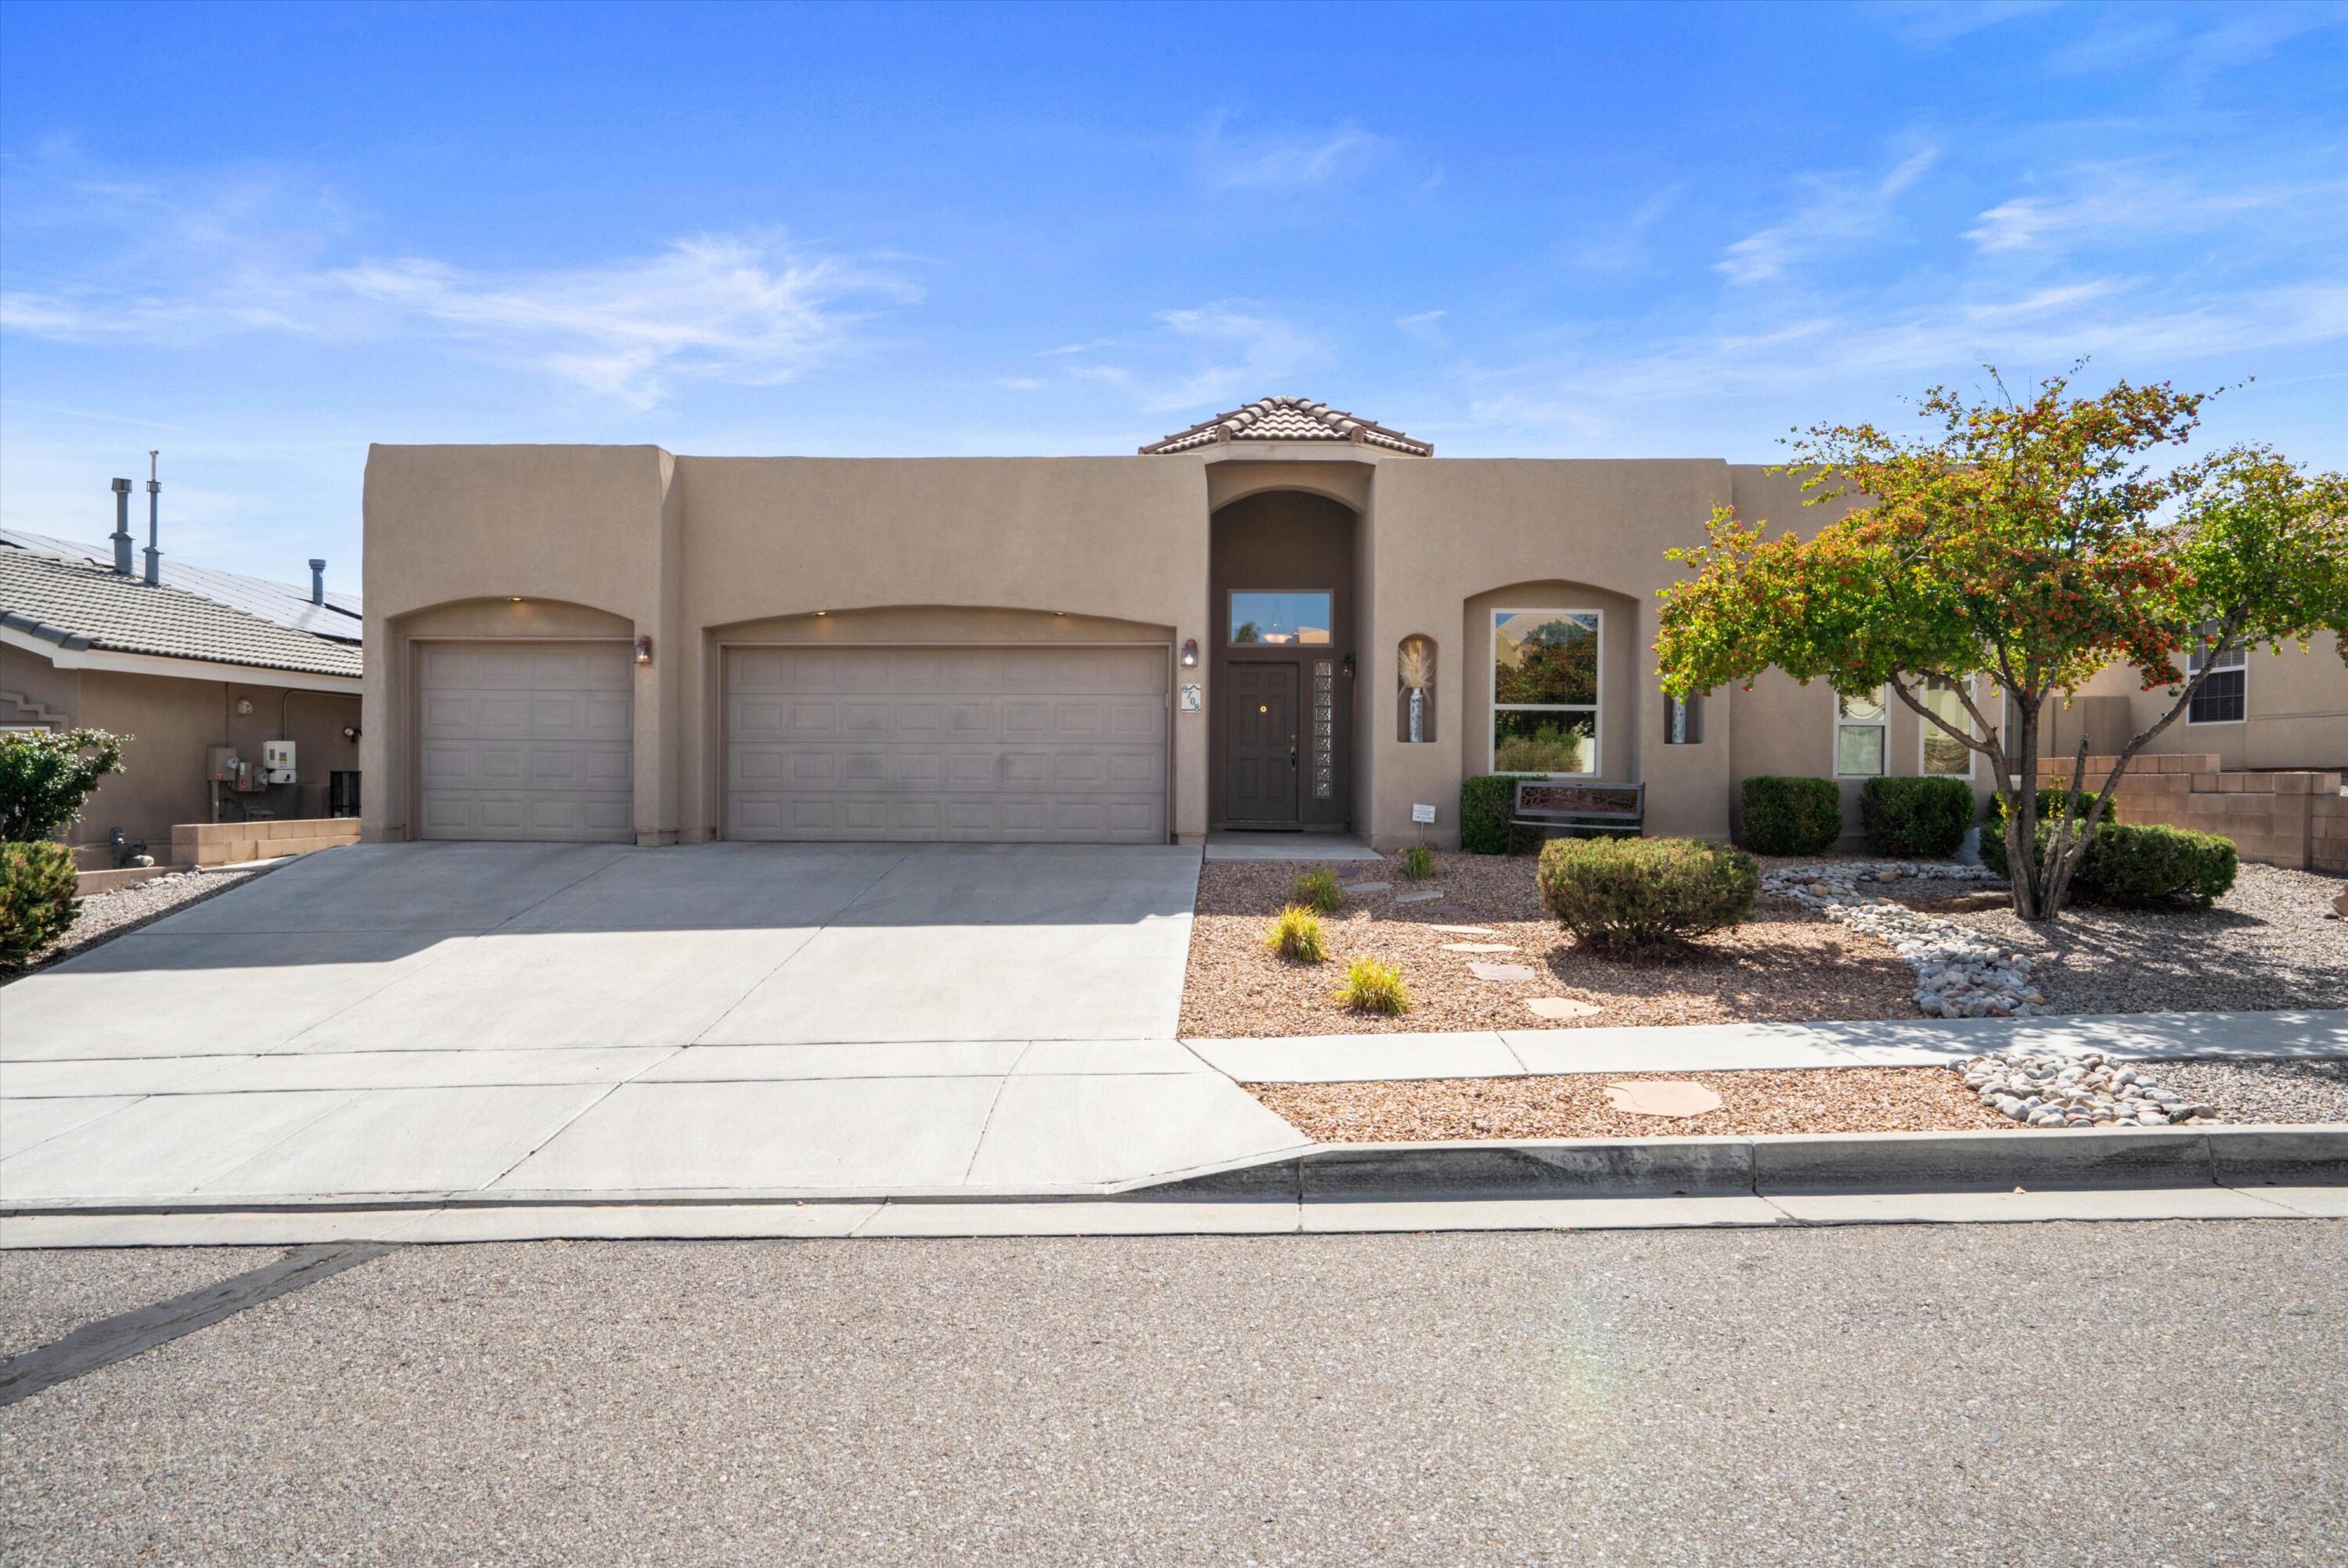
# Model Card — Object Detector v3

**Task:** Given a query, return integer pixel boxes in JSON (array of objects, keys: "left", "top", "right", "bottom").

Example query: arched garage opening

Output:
[{"left": 715, "top": 606, "right": 1174, "bottom": 843}]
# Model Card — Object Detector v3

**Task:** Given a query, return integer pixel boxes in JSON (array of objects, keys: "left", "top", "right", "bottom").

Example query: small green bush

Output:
[
  {"left": 1537, "top": 836, "right": 1759, "bottom": 958},
  {"left": 1335, "top": 955, "right": 1410, "bottom": 1015},
  {"left": 1264, "top": 904, "right": 1327, "bottom": 963},
  {"left": 1460, "top": 774, "right": 1540, "bottom": 855},
  {"left": 0, "top": 728, "right": 128, "bottom": 843},
  {"left": 1860, "top": 775, "right": 1977, "bottom": 858},
  {"left": 1291, "top": 865, "right": 1344, "bottom": 914},
  {"left": 1399, "top": 843, "right": 1436, "bottom": 880},
  {"left": 2079, "top": 823, "right": 2237, "bottom": 907},
  {"left": 1979, "top": 789, "right": 2118, "bottom": 879},
  {"left": 1738, "top": 776, "right": 1842, "bottom": 856},
  {"left": 0, "top": 841, "right": 79, "bottom": 965}
]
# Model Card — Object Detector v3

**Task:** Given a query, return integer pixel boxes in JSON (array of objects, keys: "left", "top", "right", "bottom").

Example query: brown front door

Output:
[{"left": 1226, "top": 663, "right": 1300, "bottom": 824}]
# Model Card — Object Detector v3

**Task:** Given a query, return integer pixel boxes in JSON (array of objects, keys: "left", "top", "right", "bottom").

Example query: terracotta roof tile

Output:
[{"left": 1140, "top": 395, "right": 1432, "bottom": 456}]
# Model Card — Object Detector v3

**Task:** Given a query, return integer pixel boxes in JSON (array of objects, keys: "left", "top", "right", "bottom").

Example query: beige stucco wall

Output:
[
  {"left": 2044, "top": 633, "right": 2347, "bottom": 772},
  {"left": 360, "top": 440, "right": 2346, "bottom": 853},
  {"left": 1, "top": 644, "right": 359, "bottom": 851}
]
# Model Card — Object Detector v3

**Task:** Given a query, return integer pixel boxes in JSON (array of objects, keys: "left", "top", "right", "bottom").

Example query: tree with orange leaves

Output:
[{"left": 1656, "top": 369, "right": 2347, "bottom": 920}]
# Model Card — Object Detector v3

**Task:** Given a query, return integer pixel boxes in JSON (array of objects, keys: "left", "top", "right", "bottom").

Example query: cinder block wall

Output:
[{"left": 2034, "top": 753, "right": 2348, "bottom": 872}]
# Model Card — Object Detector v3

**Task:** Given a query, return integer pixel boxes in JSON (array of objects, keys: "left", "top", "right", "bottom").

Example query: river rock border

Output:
[
  {"left": 1961, "top": 1048, "right": 2213, "bottom": 1127},
  {"left": 1760, "top": 861, "right": 2048, "bottom": 1020}
]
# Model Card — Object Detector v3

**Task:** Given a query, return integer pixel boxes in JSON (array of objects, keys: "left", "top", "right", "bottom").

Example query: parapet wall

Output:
[{"left": 2035, "top": 753, "right": 2348, "bottom": 873}]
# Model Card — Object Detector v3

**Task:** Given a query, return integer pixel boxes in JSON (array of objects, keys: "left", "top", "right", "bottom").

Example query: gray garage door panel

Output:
[
  {"left": 726, "top": 646, "right": 1168, "bottom": 843},
  {"left": 419, "top": 642, "right": 634, "bottom": 843}
]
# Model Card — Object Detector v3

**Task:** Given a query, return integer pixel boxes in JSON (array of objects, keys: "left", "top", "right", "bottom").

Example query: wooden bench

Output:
[{"left": 1507, "top": 781, "right": 1645, "bottom": 850}]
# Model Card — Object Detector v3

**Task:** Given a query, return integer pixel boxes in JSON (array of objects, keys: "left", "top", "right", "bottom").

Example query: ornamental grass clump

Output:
[
  {"left": 1335, "top": 955, "right": 1410, "bottom": 1015},
  {"left": 1291, "top": 864, "right": 1344, "bottom": 914},
  {"left": 1399, "top": 843, "right": 1436, "bottom": 880},
  {"left": 1264, "top": 904, "right": 1327, "bottom": 964},
  {"left": 1537, "top": 836, "right": 1759, "bottom": 958}
]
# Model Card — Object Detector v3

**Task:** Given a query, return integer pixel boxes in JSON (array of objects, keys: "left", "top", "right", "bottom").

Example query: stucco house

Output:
[
  {"left": 358, "top": 396, "right": 2346, "bottom": 852},
  {"left": 1, "top": 528, "right": 363, "bottom": 858}
]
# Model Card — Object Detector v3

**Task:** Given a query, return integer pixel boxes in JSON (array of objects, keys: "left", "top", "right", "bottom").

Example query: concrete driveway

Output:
[{"left": 0, "top": 843, "right": 1305, "bottom": 1209}]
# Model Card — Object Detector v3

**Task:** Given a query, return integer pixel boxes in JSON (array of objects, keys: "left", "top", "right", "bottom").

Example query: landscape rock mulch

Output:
[
  {"left": 1179, "top": 851, "right": 1915, "bottom": 1038},
  {"left": 2141, "top": 1058, "right": 2348, "bottom": 1126},
  {"left": 1251, "top": 1067, "right": 2015, "bottom": 1142},
  {"left": 1941, "top": 862, "right": 2348, "bottom": 1016},
  {"left": 0, "top": 865, "right": 272, "bottom": 986},
  {"left": 1960, "top": 1048, "right": 2214, "bottom": 1127},
  {"left": 1761, "top": 861, "right": 2049, "bottom": 1019}
]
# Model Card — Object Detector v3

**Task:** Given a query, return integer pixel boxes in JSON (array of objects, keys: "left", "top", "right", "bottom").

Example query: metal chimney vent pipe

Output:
[
  {"left": 309, "top": 559, "right": 327, "bottom": 606},
  {"left": 142, "top": 451, "right": 162, "bottom": 587},
  {"left": 110, "top": 479, "right": 134, "bottom": 574}
]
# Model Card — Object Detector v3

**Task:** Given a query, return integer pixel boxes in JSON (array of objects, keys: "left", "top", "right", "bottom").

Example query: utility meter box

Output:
[
  {"left": 207, "top": 746, "right": 239, "bottom": 782},
  {"left": 262, "top": 739, "right": 298, "bottom": 785}
]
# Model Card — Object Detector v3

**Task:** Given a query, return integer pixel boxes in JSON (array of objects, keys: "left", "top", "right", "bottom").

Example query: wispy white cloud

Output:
[
  {"left": 2045, "top": 5, "right": 2345, "bottom": 80},
  {"left": 1966, "top": 164, "right": 2343, "bottom": 254},
  {"left": 1061, "top": 303, "right": 1320, "bottom": 412},
  {"left": 1396, "top": 308, "right": 1447, "bottom": 345},
  {"left": 1715, "top": 147, "right": 1939, "bottom": 285},
  {"left": 1198, "top": 114, "right": 1391, "bottom": 191},
  {"left": 1880, "top": 0, "right": 2058, "bottom": 50},
  {"left": 0, "top": 154, "right": 917, "bottom": 407},
  {"left": 1564, "top": 184, "right": 1684, "bottom": 273}
]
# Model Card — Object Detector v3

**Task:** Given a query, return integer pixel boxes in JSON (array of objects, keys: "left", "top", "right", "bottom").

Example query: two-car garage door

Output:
[
  {"left": 418, "top": 642, "right": 633, "bottom": 842},
  {"left": 726, "top": 646, "right": 1168, "bottom": 843}
]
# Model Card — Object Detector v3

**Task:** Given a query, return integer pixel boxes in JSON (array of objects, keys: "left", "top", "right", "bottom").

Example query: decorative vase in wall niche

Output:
[{"left": 1396, "top": 635, "right": 1437, "bottom": 743}]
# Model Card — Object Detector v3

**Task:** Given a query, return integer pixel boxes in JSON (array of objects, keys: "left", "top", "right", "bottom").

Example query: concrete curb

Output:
[{"left": 1143, "top": 1124, "right": 2348, "bottom": 1199}]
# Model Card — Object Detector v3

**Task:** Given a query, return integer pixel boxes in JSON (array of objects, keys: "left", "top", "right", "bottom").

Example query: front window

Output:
[
  {"left": 1835, "top": 685, "right": 1888, "bottom": 776},
  {"left": 1493, "top": 609, "right": 1600, "bottom": 775},
  {"left": 1228, "top": 591, "right": 1331, "bottom": 646},
  {"left": 2187, "top": 638, "right": 2246, "bottom": 724},
  {"left": 1921, "top": 677, "right": 1975, "bottom": 777}
]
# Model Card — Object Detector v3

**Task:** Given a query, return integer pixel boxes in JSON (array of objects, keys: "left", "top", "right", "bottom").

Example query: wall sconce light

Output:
[
  {"left": 634, "top": 635, "right": 654, "bottom": 667},
  {"left": 1341, "top": 653, "right": 1357, "bottom": 680},
  {"left": 341, "top": 725, "right": 361, "bottom": 743},
  {"left": 508, "top": 595, "right": 524, "bottom": 603},
  {"left": 814, "top": 610, "right": 827, "bottom": 617},
  {"left": 1180, "top": 638, "right": 1198, "bottom": 667}
]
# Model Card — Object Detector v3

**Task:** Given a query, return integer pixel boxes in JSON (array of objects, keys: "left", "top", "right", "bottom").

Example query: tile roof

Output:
[
  {"left": 0, "top": 529, "right": 362, "bottom": 642},
  {"left": 1140, "top": 395, "right": 1434, "bottom": 456},
  {"left": 0, "top": 547, "right": 363, "bottom": 680}
]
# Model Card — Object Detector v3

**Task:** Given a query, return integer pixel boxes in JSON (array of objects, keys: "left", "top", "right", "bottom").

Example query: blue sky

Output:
[{"left": 2, "top": 0, "right": 2343, "bottom": 584}]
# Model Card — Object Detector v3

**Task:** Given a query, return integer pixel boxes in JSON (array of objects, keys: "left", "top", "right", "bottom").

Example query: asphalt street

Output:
[{"left": 2, "top": 1219, "right": 2341, "bottom": 1566}]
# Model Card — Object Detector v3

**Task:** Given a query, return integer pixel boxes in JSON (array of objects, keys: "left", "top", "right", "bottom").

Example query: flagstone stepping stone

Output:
[
  {"left": 1468, "top": 962, "right": 1537, "bottom": 982},
  {"left": 1441, "top": 942, "right": 1516, "bottom": 953},
  {"left": 1394, "top": 889, "right": 1445, "bottom": 904},
  {"left": 1525, "top": 997, "right": 1602, "bottom": 1022},
  {"left": 1604, "top": 1080, "right": 1723, "bottom": 1118},
  {"left": 1429, "top": 924, "right": 1496, "bottom": 936},
  {"left": 1344, "top": 880, "right": 1393, "bottom": 894}
]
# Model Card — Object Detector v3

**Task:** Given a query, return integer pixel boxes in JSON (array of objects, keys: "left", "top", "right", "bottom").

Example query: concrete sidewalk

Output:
[{"left": 1185, "top": 1009, "right": 2348, "bottom": 1083}]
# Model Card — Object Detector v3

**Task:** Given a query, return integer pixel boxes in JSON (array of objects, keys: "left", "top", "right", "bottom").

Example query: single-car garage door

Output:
[
  {"left": 726, "top": 645, "right": 1167, "bottom": 843},
  {"left": 418, "top": 642, "right": 634, "bottom": 842}
]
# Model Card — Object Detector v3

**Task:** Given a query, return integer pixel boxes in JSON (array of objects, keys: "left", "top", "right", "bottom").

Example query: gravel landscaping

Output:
[
  {"left": 1253, "top": 1067, "right": 2014, "bottom": 1141},
  {"left": 0, "top": 864, "right": 273, "bottom": 985},
  {"left": 1940, "top": 862, "right": 2348, "bottom": 1016},
  {"left": 1181, "top": 851, "right": 1915, "bottom": 1038},
  {"left": 2145, "top": 1058, "right": 2348, "bottom": 1125}
]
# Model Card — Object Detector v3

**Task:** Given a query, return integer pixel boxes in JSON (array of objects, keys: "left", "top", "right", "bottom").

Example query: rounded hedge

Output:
[
  {"left": 1860, "top": 775, "right": 1976, "bottom": 858},
  {"left": 0, "top": 841, "right": 78, "bottom": 966},
  {"left": 1739, "top": 775, "right": 1842, "bottom": 856},
  {"left": 1979, "top": 789, "right": 2119, "bottom": 879},
  {"left": 1536, "top": 836, "right": 1759, "bottom": 958}
]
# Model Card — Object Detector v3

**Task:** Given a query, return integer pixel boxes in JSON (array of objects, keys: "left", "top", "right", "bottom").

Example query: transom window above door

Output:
[
  {"left": 1229, "top": 591, "right": 1332, "bottom": 646},
  {"left": 1493, "top": 609, "right": 1601, "bottom": 775}
]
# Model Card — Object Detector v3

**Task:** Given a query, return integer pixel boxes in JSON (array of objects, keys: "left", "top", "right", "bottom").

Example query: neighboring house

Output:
[
  {"left": 358, "top": 397, "right": 2348, "bottom": 851},
  {"left": 0, "top": 530, "right": 363, "bottom": 855}
]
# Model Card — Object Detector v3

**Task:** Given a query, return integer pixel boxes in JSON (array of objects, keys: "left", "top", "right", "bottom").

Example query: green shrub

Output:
[
  {"left": 1860, "top": 775, "right": 1977, "bottom": 858},
  {"left": 1335, "top": 955, "right": 1410, "bottom": 1015},
  {"left": 1399, "top": 843, "right": 1436, "bottom": 880},
  {"left": 1738, "top": 776, "right": 1842, "bottom": 856},
  {"left": 1979, "top": 789, "right": 2118, "bottom": 878},
  {"left": 1536, "top": 836, "right": 1759, "bottom": 958},
  {"left": 1264, "top": 904, "right": 1327, "bottom": 963},
  {"left": 0, "top": 841, "right": 79, "bottom": 965},
  {"left": 2079, "top": 823, "right": 2237, "bottom": 907},
  {"left": 0, "top": 728, "right": 128, "bottom": 843},
  {"left": 1291, "top": 865, "right": 1344, "bottom": 914},
  {"left": 1460, "top": 775, "right": 1540, "bottom": 854}
]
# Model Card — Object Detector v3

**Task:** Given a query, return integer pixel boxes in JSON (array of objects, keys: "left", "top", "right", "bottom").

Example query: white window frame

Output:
[
  {"left": 1834, "top": 683, "right": 1889, "bottom": 777},
  {"left": 1918, "top": 675, "right": 1977, "bottom": 779},
  {"left": 1490, "top": 607, "right": 1603, "bottom": 778},
  {"left": 2185, "top": 638, "right": 2247, "bottom": 725}
]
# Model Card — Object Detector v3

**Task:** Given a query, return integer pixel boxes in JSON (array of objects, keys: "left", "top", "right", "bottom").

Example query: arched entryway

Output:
[{"left": 1208, "top": 491, "right": 1361, "bottom": 832}]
